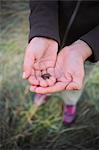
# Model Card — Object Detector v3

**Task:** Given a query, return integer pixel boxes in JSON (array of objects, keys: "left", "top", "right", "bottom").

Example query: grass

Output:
[{"left": 0, "top": 1, "right": 99, "bottom": 150}]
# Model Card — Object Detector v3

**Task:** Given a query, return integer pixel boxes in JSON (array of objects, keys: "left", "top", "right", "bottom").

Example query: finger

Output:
[
  {"left": 23, "top": 48, "right": 34, "bottom": 79},
  {"left": 36, "top": 70, "right": 48, "bottom": 87},
  {"left": 66, "top": 74, "right": 84, "bottom": 90},
  {"left": 46, "top": 68, "right": 56, "bottom": 86},
  {"left": 28, "top": 69, "right": 39, "bottom": 85},
  {"left": 39, "top": 77, "right": 48, "bottom": 87},
  {"left": 28, "top": 76, "right": 39, "bottom": 86},
  {"left": 33, "top": 82, "right": 66, "bottom": 94},
  {"left": 30, "top": 85, "right": 37, "bottom": 92},
  {"left": 66, "top": 82, "right": 82, "bottom": 90},
  {"left": 30, "top": 69, "right": 39, "bottom": 84},
  {"left": 46, "top": 77, "right": 56, "bottom": 86}
]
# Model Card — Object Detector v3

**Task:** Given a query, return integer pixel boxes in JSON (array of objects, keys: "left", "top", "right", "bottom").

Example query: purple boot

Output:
[
  {"left": 63, "top": 105, "right": 77, "bottom": 125},
  {"left": 33, "top": 94, "right": 50, "bottom": 106}
]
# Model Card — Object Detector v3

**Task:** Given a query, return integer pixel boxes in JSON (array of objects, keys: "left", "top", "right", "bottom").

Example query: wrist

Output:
[
  {"left": 32, "top": 37, "right": 58, "bottom": 44},
  {"left": 69, "top": 40, "right": 92, "bottom": 61}
]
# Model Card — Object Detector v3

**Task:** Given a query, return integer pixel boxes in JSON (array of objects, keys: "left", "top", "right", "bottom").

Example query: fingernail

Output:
[{"left": 22, "top": 72, "right": 26, "bottom": 79}]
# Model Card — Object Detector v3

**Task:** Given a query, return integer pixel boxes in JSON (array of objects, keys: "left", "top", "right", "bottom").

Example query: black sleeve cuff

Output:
[
  {"left": 80, "top": 25, "right": 99, "bottom": 62},
  {"left": 28, "top": 26, "right": 60, "bottom": 45}
]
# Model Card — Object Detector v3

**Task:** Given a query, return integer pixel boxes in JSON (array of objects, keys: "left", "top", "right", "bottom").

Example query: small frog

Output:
[{"left": 41, "top": 73, "right": 51, "bottom": 80}]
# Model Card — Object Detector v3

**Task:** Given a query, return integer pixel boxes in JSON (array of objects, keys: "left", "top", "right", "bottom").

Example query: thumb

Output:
[{"left": 23, "top": 48, "right": 34, "bottom": 79}]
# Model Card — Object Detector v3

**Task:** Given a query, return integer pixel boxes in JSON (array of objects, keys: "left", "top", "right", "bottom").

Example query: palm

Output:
[
  {"left": 24, "top": 37, "right": 58, "bottom": 87},
  {"left": 55, "top": 48, "right": 84, "bottom": 90},
  {"left": 33, "top": 39, "right": 57, "bottom": 70},
  {"left": 30, "top": 49, "right": 71, "bottom": 94},
  {"left": 30, "top": 47, "right": 85, "bottom": 94}
]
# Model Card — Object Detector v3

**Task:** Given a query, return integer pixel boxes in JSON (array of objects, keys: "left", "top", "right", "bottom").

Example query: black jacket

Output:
[{"left": 29, "top": 0, "right": 99, "bottom": 62}]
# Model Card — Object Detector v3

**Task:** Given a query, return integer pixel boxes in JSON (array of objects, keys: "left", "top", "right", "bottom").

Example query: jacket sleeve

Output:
[
  {"left": 29, "top": 0, "right": 60, "bottom": 44},
  {"left": 80, "top": 25, "right": 99, "bottom": 62}
]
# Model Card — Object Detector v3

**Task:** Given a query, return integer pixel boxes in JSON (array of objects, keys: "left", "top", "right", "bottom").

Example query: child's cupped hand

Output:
[
  {"left": 30, "top": 41, "right": 86, "bottom": 94},
  {"left": 23, "top": 37, "right": 58, "bottom": 88},
  {"left": 24, "top": 39, "right": 91, "bottom": 94}
]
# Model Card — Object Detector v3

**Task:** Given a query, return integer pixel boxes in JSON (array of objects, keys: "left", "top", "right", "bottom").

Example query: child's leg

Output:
[
  {"left": 60, "top": 61, "right": 95, "bottom": 125},
  {"left": 61, "top": 89, "right": 83, "bottom": 105}
]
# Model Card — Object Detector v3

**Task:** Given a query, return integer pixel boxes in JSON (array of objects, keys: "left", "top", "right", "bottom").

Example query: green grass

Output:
[{"left": 0, "top": 2, "right": 99, "bottom": 150}]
